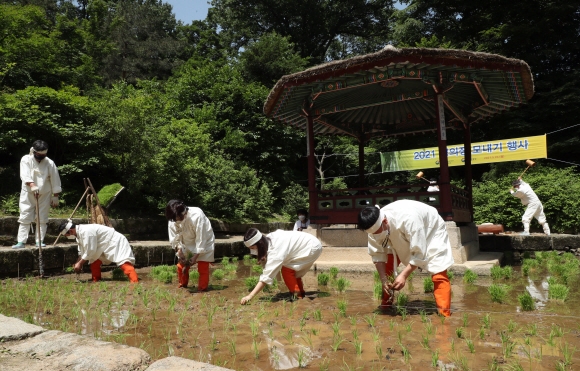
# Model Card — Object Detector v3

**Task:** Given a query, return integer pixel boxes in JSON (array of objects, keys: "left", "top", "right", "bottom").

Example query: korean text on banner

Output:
[{"left": 380, "top": 135, "right": 547, "bottom": 173}]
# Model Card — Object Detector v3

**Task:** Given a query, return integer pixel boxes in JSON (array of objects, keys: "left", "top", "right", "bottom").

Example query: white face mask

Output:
[
  {"left": 250, "top": 249, "right": 258, "bottom": 256},
  {"left": 298, "top": 215, "right": 305, "bottom": 221},
  {"left": 67, "top": 235, "right": 76, "bottom": 240}
]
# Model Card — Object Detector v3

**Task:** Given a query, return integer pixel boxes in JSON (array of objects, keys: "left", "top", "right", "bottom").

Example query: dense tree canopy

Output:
[{"left": 0, "top": 0, "right": 578, "bottom": 222}]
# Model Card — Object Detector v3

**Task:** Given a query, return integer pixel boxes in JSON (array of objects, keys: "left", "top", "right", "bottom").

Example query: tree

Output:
[{"left": 208, "top": 0, "right": 395, "bottom": 63}]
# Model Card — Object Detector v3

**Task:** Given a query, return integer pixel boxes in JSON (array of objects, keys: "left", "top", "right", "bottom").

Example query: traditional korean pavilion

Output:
[{"left": 264, "top": 46, "right": 534, "bottom": 224}]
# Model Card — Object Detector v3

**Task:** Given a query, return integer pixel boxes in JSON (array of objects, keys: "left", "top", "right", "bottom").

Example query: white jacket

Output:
[
  {"left": 20, "top": 154, "right": 61, "bottom": 195},
  {"left": 260, "top": 230, "right": 322, "bottom": 285},
  {"left": 76, "top": 224, "right": 135, "bottom": 266},
  {"left": 368, "top": 200, "right": 454, "bottom": 274},
  {"left": 168, "top": 207, "right": 215, "bottom": 262},
  {"left": 510, "top": 180, "right": 540, "bottom": 205}
]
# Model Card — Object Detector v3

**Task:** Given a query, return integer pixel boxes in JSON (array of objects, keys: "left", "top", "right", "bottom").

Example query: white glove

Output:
[
  {"left": 51, "top": 196, "right": 59, "bottom": 207},
  {"left": 30, "top": 185, "right": 39, "bottom": 192}
]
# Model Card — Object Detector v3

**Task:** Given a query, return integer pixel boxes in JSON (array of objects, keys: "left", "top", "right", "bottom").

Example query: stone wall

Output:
[{"left": 479, "top": 234, "right": 580, "bottom": 262}]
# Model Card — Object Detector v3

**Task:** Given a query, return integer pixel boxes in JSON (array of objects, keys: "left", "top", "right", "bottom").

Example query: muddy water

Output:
[{"left": 2, "top": 263, "right": 580, "bottom": 371}]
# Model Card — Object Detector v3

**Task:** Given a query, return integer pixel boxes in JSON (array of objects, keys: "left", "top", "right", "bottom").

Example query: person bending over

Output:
[
  {"left": 59, "top": 221, "right": 138, "bottom": 282},
  {"left": 358, "top": 200, "right": 454, "bottom": 316},
  {"left": 166, "top": 199, "right": 215, "bottom": 291},
  {"left": 241, "top": 228, "right": 322, "bottom": 304}
]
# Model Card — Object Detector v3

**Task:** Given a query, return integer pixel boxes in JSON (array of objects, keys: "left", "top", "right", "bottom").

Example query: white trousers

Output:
[
  {"left": 522, "top": 201, "right": 547, "bottom": 225},
  {"left": 17, "top": 189, "right": 51, "bottom": 243}
]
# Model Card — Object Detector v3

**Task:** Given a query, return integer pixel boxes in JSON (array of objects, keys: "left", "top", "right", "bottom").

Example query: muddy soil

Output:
[{"left": 1, "top": 261, "right": 579, "bottom": 370}]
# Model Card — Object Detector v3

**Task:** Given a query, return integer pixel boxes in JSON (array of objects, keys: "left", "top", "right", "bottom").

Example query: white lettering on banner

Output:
[{"left": 437, "top": 95, "right": 446, "bottom": 140}]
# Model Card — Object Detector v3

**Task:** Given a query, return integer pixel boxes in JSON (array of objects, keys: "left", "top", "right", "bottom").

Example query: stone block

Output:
[
  {"left": 146, "top": 356, "right": 234, "bottom": 371},
  {"left": 0, "top": 314, "right": 44, "bottom": 341},
  {"left": 5, "top": 330, "right": 150, "bottom": 371},
  {"left": 551, "top": 234, "right": 580, "bottom": 250},
  {"left": 319, "top": 228, "right": 367, "bottom": 247}
]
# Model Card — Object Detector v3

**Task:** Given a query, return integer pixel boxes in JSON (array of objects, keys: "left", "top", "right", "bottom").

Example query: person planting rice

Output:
[
  {"left": 166, "top": 199, "right": 215, "bottom": 291},
  {"left": 58, "top": 221, "right": 138, "bottom": 282},
  {"left": 510, "top": 177, "right": 550, "bottom": 236},
  {"left": 240, "top": 228, "right": 322, "bottom": 304},
  {"left": 12, "top": 140, "right": 61, "bottom": 249},
  {"left": 358, "top": 200, "right": 453, "bottom": 317}
]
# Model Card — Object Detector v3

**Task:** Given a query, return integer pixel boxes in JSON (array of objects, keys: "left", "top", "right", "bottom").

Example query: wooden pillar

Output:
[
  {"left": 358, "top": 135, "right": 365, "bottom": 188},
  {"left": 463, "top": 121, "right": 473, "bottom": 221},
  {"left": 435, "top": 92, "right": 453, "bottom": 220},
  {"left": 306, "top": 115, "right": 317, "bottom": 217}
]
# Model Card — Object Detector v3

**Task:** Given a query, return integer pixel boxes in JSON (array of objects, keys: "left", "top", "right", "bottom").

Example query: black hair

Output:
[
  {"left": 244, "top": 228, "right": 270, "bottom": 262},
  {"left": 58, "top": 221, "right": 76, "bottom": 234},
  {"left": 512, "top": 179, "right": 521, "bottom": 187},
  {"left": 297, "top": 208, "right": 309, "bottom": 219},
  {"left": 32, "top": 140, "right": 48, "bottom": 152},
  {"left": 357, "top": 206, "right": 380, "bottom": 231},
  {"left": 165, "top": 199, "right": 188, "bottom": 221}
]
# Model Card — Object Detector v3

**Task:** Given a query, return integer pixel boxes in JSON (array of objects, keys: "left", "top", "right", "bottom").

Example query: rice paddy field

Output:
[{"left": 1, "top": 251, "right": 580, "bottom": 370}]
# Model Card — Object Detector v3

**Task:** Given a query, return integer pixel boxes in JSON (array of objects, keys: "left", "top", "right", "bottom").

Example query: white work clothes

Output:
[
  {"left": 510, "top": 180, "right": 547, "bottom": 224},
  {"left": 168, "top": 207, "right": 215, "bottom": 262},
  {"left": 427, "top": 183, "right": 439, "bottom": 202},
  {"left": 510, "top": 180, "right": 540, "bottom": 205},
  {"left": 293, "top": 219, "right": 310, "bottom": 231},
  {"left": 260, "top": 230, "right": 322, "bottom": 285},
  {"left": 18, "top": 154, "right": 61, "bottom": 224},
  {"left": 368, "top": 200, "right": 454, "bottom": 274},
  {"left": 76, "top": 224, "right": 135, "bottom": 266}
]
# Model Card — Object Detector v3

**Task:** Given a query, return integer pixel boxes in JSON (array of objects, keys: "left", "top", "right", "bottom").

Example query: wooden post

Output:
[
  {"left": 463, "top": 121, "right": 473, "bottom": 221},
  {"left": 306, "top": 115, "right": 317, "bottom": 219},
  {"left": 435, "top": 92, "right": 453, "bottom": 220}
]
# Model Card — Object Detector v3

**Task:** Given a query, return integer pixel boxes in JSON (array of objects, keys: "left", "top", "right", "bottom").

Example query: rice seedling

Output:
[
  {"left": 336, "top": 299, "right": 348, "bottom": 317},
  {"left": 507, "top": 319, "right": 518, "bottom": 333},
  {"left": 449, "top": 351, "right": 469, "bottom": 371},
  {"left": 397, "top": 307, "right": 408, "bottom": 321},
  {"left": 501, "top": 332, "right": 515, "bottom": 358},
  {"left": 284, "top": 327, "right": 294, "bottom": 343},
  {"left": 223, "top": 263, "right": 237, "bottom": 273},
  {"left": 375, "top": 342, "right": 383, "bottom": 360},
  {"left": 231, "top": 256, "right": 238, "bottom": 263},
  {"left": 424, "top": 321, "right": 433, "bottom": 335},
  {"left": 518, "top": 291, "right": 535, "bottom": 311},
  {"left": 245, "top": 276, "right": 259, "bottom": 291},
  {"left": 251, "top": 265, "right": 263, "bottom": 274},
  {"left": 466, "top": 338, "right": 475, "bottom": 353},
  {"left": 329, "top": 267, "right": 339, "bottom": 280},
  {"left": 462, "top": 313, "right": 469, "bottom": 327},
  {"left": 111, "top": 268, "right": 127, "bottom": 281},
  {"left": 252, "top": 339, "right": 260, "bottom": 359},
  {"left": 151, "top": 265, "right": 175, "bottom": 284},
  {"left": 349, "top": 315, "right": 357, "bottom": 326},
  {"left": 481, "top": 313, "right": 491, "bottom": 329},
  {"left": 335, "top": 277, "right": 352, "bottom": 293},
  {"left": 373, "top": 282, "right": 383, "bottom": 300},
  {"left": 551, "top": 324, "right": 565, "bottom": 337},
  {"left": 313, "top": 309, "right": 322, "bottom": 321},
  {"left": 419, "top": 309, "right": 428, "bottom": 323},
  {"left": 479, "top": 326, "right": 485, "bottom": 340},
  {"left": 319, "top": 357, "right": 330, "bottom": 371},
  {"left": 354, "top": 339, "right": 363, "bottom": 356},
  {"left": 555, "top": 361, "right": 567, "bottom": 371},
  {"left": 331, "top": 320, "right": 342, "bottom": 337},
  {"left": 221, "top": 257, "right": 230, "bottom": 264},
  {"left": 491, "top": 265, "right": 513, "bottom": 280},
  {"left": 250, "top": 258, "right": 258, "bottom": 265},
  {"left": 189, "top": 270, "right": 199, "bottom": 281},
  {"left": 488, "top": 283, "right": 509, "bottom": 303},
  {"left": 455, "top": 327, "right": 464, "bottom": 339},
  {"left": 243, "top": 255, "right": 251, "bottom": 262},
  {"left": 331, "top": 335, "right": 345, "bottom": 352},
  {"left": 423, "top": 277, "right": 434, "bottom": 293},
  {"left": 421, "top": 334, "right": 430, "bottom": 349},
  {"left": 401, "top": 345, "right": 411, "bottom": 363},
  {"left": 250, "top": 320, "right": 259, "bottom": 339},
  {"left": 373, "top": 271, "right": 381, "bottom": 283},
  {"left": 431, "top": 349, "right": 439, "bottom": 367},
  {"left": 463, "top": 269, "right": 477, "bottom": 284},
  {"left": 397, "top": 292, "right": 408, "bottom": 307},
  {"left": 212, "top": 269, "right": 225, "bottom": 280},
  {"left": 317, "top": 273, "right": 330, "bottom": 286},
  {"left": 447, "top": 270, "right": 454, "bottom": 280},
  {"left": 297, "top": 347, "right": 308, "bottom": 368},
  {"left": 363, "top": 313, "right": 377, "bottom": 327},
  {"left": 548, "top": 283, "right": 569, "bottom": 301}
]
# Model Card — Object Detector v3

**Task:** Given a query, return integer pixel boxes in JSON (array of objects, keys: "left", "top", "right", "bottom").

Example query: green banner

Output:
[{"left": 380, "top": 135, "right": 547, "bottom": 172}]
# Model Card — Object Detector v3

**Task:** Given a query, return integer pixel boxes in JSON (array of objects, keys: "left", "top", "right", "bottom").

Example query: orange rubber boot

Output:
[
  {"left": 176, "top": 262, "right": 190, "bottom": 288},
  {"left": 296, "top": 277, "right": 306, "bottom": 297},
  {"left": 432, "top": 271, "right": 452, "bottom": 317},
  {"left": 120, "top": 262, "right": 139, "bottom": 283},
  {"left": 380, "top": 254, "right": 400, "bottom": 309},
  {"left": 90, "top": 260, "right": 102, "bottom": 282},
  {"left": 281, "top": 266, "right": 302, "bottom": 297},
  {"left": 197, "top": 261, "right": 210, "bottom": 291}
]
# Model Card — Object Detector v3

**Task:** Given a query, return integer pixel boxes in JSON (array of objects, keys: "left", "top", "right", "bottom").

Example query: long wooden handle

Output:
[
  {"left": 518, "top": 165, "right": 531, "bottom": 179},
  {"left": 36, "top": 195, "right": 44, "bottom": 277},
  {"left": 52, "top": 186, "right": 91, "bottom": 247}
]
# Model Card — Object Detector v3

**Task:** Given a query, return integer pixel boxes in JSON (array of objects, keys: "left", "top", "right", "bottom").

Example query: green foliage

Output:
[
  {"left": 473, "top": 167, "right": 580, "bottom": 234},
  {"left": 189, "top": 270, "right": 200, "bottom": 281},
  {"left": 279, "top": 183, "right": 309, "bottom": 221},
  {"left": 334, "top": 277, "right": 351, "bottom": 293},
  {"left": 151, "top": 265, "right": 175, "bottom": 284},
  {"left": 97, "top": 183, "right": 124, "bottom": 208},
  {"left": 0, "top": 193, "right": 19, "bottom": 215},
  {"left": 245, "top": 276, "right": 259, "bottom": 291},
  {"left": 490, "top": 266, "right": 513, "bottom": 280},
  {"left": 373, "top": 282, "right": 383, "bottom": 300},
  {"left": 518, "top": 291, "right": 535, "bottom": 311},
  {"left": 317, "top": 273, "right": 330, "bottom": 286},
  {"left": 329, "top": 267, "right": 339, "bottom": 280},
  {"left": 251, "top": 265, "right": 263, "bottom": 274}
]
